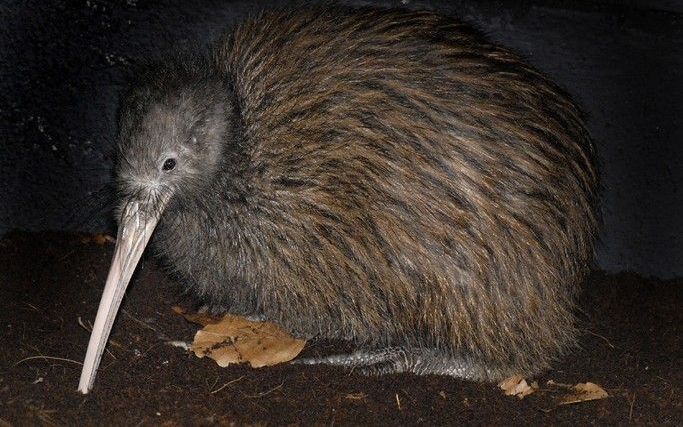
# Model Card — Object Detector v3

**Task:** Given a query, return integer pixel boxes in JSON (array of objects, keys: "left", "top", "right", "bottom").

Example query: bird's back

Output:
[{"left": 195, "top": 7, "right": 600, "bottom": 379}]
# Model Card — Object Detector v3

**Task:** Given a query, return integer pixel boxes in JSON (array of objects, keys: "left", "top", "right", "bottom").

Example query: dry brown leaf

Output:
[
  {"left": 499, "top": 374, "right": 537, "bottom": 399},
  {"left": 500, "top": 374, "right": 523, "bottom": 394},
  {"left": 558, "top": 382, "right": 609, "bottom": 405},
  {"left": 174, "top": 308, "right": 306, "bottom": 368}
]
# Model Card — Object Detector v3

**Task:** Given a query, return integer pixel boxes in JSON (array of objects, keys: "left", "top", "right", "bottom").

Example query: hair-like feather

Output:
[{"left": 116, "top": 6, "right": 599, "bottom": 380}]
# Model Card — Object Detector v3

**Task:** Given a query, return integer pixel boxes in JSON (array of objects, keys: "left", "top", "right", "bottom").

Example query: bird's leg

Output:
[{"left": 293, "top": 347, "right": 496, "bottom": 381}]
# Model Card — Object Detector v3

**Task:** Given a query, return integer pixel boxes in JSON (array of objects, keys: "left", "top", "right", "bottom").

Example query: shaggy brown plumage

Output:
[{"left": 117, "top": 6, "right": 599, "bottom": 381}]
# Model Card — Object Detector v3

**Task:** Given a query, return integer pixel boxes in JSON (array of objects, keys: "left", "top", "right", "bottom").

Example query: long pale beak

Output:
[{"left": 78, "top": 196, "right": 169, "bottom": 393}]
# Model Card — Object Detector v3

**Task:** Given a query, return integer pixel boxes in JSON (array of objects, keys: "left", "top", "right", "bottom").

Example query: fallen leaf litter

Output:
[{"left": 173, "top": 306, "right": 306, "bottom": 368}]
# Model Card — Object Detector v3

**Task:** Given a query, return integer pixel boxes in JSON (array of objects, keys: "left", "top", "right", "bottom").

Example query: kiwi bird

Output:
[{"left": 78, "top": 6, "right": 599, "bottom": 393}]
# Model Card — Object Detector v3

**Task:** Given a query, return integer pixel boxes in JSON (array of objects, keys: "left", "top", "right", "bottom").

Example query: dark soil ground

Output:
[{"left": 0, "top": 232, "right": 680, "bottom": 425}]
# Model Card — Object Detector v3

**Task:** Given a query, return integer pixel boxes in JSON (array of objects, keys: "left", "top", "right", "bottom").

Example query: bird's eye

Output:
[{"left": 162, "top": 158, "right": 176, "bottom": 171}]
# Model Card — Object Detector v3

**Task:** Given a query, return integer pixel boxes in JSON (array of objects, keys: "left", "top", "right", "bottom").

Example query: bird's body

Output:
[{"left": 82, "top": 6, "right": 598, "bottom": 391}]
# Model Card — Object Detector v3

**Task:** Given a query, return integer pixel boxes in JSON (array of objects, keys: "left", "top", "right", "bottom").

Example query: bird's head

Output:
[
  {"left": 78, "top": 59, "right": 237, "bottom": 393},
  {"left": 116, "top": 61, "right": 236, "bottom": 211}
]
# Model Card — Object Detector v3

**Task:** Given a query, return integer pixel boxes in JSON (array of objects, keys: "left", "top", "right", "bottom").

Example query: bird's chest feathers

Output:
[{"left": 153, "top": 208, "right": 233, "bottom": 277}]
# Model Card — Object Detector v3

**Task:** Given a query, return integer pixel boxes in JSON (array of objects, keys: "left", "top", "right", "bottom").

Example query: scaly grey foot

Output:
[{"left": 293, "top": 347, "right": 496, "bottom": 381}]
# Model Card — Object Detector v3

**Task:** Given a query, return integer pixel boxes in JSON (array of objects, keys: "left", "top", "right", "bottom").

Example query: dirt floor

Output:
[{"left": 0, "top": 232, "right": 680, "bottom": 426}]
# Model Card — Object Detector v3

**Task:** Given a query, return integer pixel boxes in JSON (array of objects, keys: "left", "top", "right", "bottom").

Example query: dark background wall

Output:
[{"left": 1, "top": 0, "right": 681, "bottom": 278}]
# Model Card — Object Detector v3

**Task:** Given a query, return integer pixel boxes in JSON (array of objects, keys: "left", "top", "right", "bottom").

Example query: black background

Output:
[{"left": 1, "top": 0, "right": 681, "bottom": 278}]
